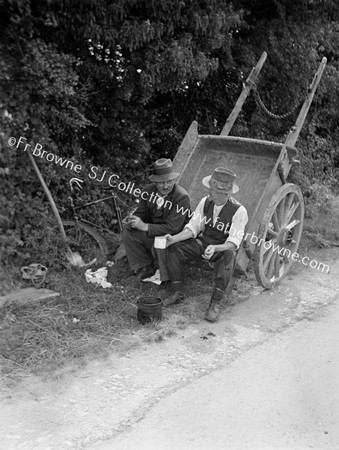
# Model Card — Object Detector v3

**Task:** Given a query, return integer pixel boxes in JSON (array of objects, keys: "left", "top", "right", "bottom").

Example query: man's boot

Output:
[
  {"left": 205, "top": 287, "right": 224, "bottom": 322},
  {"left": 162, "top": 281, "right": 184, "bottom": 307},
  {"left": 157, "top": 280, "right": 172, "bottom": 300},
  {"left": 136, "top": 264, "right": 155, "bottom": 281}
]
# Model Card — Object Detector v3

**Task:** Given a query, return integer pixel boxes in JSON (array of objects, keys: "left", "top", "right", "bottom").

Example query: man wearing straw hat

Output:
[
  {"left": 122, "top": 158, "right": 190, "bottom": 281},
  {"left": 163, "top": 167, "right": 248, "bottom": 322}
]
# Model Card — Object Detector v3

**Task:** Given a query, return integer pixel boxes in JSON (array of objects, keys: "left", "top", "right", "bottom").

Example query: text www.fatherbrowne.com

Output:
[
  {"left": 176, "top": 205, "right": 330, "bottom": 274},
  {"left": 10, "top": 135, "right": 329, "bottom": 274}
]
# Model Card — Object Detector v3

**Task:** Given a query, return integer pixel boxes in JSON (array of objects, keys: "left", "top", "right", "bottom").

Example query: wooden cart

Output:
[{"left": 173, "top": 52, "right": 327, "bottom": 289}]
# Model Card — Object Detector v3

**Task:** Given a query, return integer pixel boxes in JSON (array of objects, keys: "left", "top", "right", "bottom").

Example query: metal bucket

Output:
[{"left": 137, "top": 296, "right": 162, "bottom": 325}]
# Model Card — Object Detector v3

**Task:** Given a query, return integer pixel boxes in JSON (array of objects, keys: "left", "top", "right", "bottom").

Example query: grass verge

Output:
[
  {"left": 1, "top": 185, "right": 338, "bottom": 383},
  {"left": 0, "top": 261, "right": 213, "bottom": 384},
  {"left": 301, "top": 184, "right": 339, "bottom": 251}
]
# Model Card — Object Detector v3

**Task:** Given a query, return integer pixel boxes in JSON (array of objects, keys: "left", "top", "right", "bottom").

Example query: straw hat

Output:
[{"left": 202, "top": 167, "right": 239, "bottom": 194}]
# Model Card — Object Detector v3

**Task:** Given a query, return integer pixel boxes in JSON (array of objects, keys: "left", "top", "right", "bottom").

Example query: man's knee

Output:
[
  {"left": 222, "top": 249, "right": 236, "bottom": 266},
  {"left": 122, "top": 228, "right": 133, "bottom": 244},
  {"left": 122, "top": 228, "right": 146, "bottom": 245},
  {"left": 167, "top": 242, "right": 182, "bottom": 254}
]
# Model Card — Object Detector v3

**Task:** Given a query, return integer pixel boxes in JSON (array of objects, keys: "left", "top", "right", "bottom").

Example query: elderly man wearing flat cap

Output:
[
  {"left": 122, "top": 158, "right": 190, "bottom": 281},
  {"left": 163, "top": 167, "right": 248, "bottom": 322}
]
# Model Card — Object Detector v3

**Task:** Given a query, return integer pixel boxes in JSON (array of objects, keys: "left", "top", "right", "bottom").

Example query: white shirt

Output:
[{"left": 185, "top": 196, "right": 248, "bottom": 249}]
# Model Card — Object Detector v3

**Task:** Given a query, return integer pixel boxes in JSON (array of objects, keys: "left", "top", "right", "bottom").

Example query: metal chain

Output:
[{"left": 250, "top": 81, "right": 304, "bottom": 120}]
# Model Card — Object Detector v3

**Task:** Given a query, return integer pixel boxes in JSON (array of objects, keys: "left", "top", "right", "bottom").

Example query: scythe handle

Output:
[{"left": 26, "top": 148, "right": 68, "bottom": 242}]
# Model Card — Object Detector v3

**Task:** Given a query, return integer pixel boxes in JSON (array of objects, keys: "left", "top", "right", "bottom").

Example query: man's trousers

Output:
[
  {"left": 166, "top": 238, "right": 236, "bottom": 291},
  {"left": 122, "top": 229, "right": 154, "bottom": 271},
  {"left": 122, "top": 229, "right": 171, "bottom": 279}
]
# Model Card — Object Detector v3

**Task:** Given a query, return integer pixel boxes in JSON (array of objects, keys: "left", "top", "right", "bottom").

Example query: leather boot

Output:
[
  {"left": 157, "top": 280, "right": 172, "bottom": 300},
  {"left": 205, "top": 287, "right": 224, "bottom": 322},
  {"left": 136, "top": 264, "right": 155, "bottom": 281},
  {"left": 162, "top": 281, "right": 185, "bottom": 307}
]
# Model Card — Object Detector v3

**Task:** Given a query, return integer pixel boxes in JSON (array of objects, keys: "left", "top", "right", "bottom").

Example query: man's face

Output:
[
  {"left": 209, "top": 187, "right": 230, "bottom": 206},
  {"left": 155, "top": 178, "right": 176, "bottom": 196}
]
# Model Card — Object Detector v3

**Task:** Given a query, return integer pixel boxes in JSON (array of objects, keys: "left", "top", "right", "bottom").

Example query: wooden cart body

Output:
[
  {"left": 174, "top": 130, "right": 296, "bottom": 273},
  {"left": 172, "top": 53, "right": 327, "bottom": 288}
]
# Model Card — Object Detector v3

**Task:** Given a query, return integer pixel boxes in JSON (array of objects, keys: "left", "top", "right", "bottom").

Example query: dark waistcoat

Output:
[{"left": 201, "top": 197, "right": 240, "bottom": 245}]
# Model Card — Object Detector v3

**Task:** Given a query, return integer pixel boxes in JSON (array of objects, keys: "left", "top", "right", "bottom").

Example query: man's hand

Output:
[
  {"left": 128, "top": 215, "right": 148, "bottom": 231},
  {"left": 165, "top": 228, "right": 194, "bottom": 247},
  {"left": 122, "top": 216, "right": 133, "bottom": 230},
  {"left": 165, "top": 234, "right": 175, "bottom": 247},
  {"left": 202, "top": 245, "right": 216, "bottom": 260}
]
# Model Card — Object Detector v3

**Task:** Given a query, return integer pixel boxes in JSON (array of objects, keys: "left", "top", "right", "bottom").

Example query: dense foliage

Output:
[{"left": 1, "top": 0, "right": 339, "bottom": 266}]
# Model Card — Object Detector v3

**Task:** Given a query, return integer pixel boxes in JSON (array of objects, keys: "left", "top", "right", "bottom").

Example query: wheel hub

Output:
[{"left": 278, "top": 228, "right": 291, "bottom": 247}]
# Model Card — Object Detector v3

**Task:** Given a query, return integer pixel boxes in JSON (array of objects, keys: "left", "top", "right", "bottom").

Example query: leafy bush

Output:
[{"left": 2, "top": 0, "right": 339, "bottom": 272}]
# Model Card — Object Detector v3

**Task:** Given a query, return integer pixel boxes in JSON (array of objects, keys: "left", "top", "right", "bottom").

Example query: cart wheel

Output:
[{"left": 254, "top": 183, "right": 304, "bottom": 289}]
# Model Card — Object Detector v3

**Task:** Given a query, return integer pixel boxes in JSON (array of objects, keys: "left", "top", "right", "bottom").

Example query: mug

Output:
[{"left": 154, "top": 236, "right": 167, "bottom": 249}]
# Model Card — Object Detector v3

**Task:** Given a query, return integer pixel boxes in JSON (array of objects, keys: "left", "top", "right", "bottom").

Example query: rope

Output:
[
  {"left": 250, "top": 81, "right": 305, "bottom": 120},
  {"left": 21, "top": 264, "right": 47, "bottom": 286},
  {"left": 31, "top": 269, "right": 47, "bottom": 286}
]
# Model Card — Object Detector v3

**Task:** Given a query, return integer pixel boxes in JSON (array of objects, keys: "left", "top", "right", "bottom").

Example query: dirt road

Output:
[
  {"left": 1, "top": 248, "right": 338, "bottom": 450},
  {"left": 99, "top": 291, "right": 339, "bottom": 450}
]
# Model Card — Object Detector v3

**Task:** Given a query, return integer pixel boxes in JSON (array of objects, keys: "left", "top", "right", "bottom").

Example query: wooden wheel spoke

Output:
[
  {"left": 262, "top": 242, "right": 270, "bottom": 255},
  {"left": 277, "top": 197, "right": 285, "bottom": 227},
  {"left": 272, "top": 210, "right": 280, "bottom": 231},
  {"left": 263, "top": 246, "right": 275, "bottom": 270},
  {"left": 279, "top": 261, "right": 286, "bottom": 277},
  {"left": 266, "top": 252, "right": 278, "bottom": 280},
  {"left": 262, "top": 238, "right": 277, "bottom": 255},
  {"left": 267, "top": 227, "right": 278, "bottom": 238},
  {"left": 274, "top": 252, "right": 281, "bottom": 279},
  {"left": 285, "top": 219, "right": 300, "bottom": 230},
  {"left": 283, "top": 193, "right": 295, "bottom": 225},
  {"left": 282, "top": 251, "right": 290, "bottom": 264},
  {"left": 284, "top": 201, "right": 300, "bottom": 227}
]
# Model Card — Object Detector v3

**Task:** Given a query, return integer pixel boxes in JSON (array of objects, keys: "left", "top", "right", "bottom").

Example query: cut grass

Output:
[{"left": 0, "top": 261, "right": 212, "bottom": 383}]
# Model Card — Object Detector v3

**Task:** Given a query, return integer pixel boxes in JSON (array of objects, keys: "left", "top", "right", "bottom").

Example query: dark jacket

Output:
[{"left": 134, "top": 183, "right": 190, "bottom": 237}]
